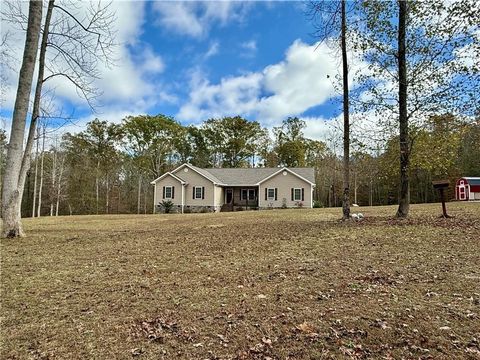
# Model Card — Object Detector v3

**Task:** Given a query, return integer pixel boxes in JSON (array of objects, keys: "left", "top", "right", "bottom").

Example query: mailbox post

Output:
[{"left": 432, "top": 180, "right": 451, "bottom": 218}]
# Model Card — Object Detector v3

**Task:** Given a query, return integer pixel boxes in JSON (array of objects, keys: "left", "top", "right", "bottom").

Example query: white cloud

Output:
[
  {"left": 302, "top": 112, "right": 387, "bottom": 153},
  {"left": 204, "top": 41, "right": 220, "bottom": 59},
  {"left": 177, "top": 68, "right": 263, "bottom": 122},
  {"left": 56, "top": 107, "right": 151, "bottom": 136},
  {"left": 242, "top": 40, "right": 257, "bottom": 51},
  {"left": 152, "top": 1, "right": 250, "bottom": 38},
  {"left": 1, "top": 1, "right": 172, "bottom": 127},
  {"left": 177, "top": 40, "right": 342, "bottom": 125},
  {"left": 140, "top": 47, "right": 165, "bottom": 74},
  {"left": 240, "top": 40, "right": 257, "bottom": 58},
  {"left": 153, "top": 2, "right": 203, "bottom": 37},
  {"left": 303, "top": 116, "right": 339, "bottom": 142}
]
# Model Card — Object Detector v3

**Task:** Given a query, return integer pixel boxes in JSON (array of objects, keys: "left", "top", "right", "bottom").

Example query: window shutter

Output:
[
  {"left": 193, "top": 187, "right": 195, "bottom": 199},
  {"left": 265, "top": 188, "right": 267, "bottom": 200},
  {"left": 302, "top": 188, "right": 305, "bottom": 201},
  {"left": 172, "top": 186, "right": 175, "bottom": 199},
  {"left": 202, "top": 187, "right": 205, "bottom": 199},
  {"left": 291, "top": 188, "right": 294, "bottom": 201},
  {"left": 163, "top": 186, "right": 165, "bottom": 199},
  {"left": 275, "top": 188, "right": 278, "bottom": 201}
]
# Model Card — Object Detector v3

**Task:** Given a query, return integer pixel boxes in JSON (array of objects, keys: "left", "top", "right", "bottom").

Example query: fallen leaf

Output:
[
  {"left": 262, "top": 337, "right": 272, "bottom": 346},
  {"left": 216, "top": 334, "right": 228, "bottom": 343},
  {"left": 296, "top": 321, "right": 317, "bottom": 335},
  {"left": 131, "top": 348, "right": 144, "bottom": 356}
]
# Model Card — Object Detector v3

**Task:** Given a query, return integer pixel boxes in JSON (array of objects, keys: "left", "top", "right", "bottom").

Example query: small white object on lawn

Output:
[{"left": 351, "top": 213, "right": 364, "bottom": 221}]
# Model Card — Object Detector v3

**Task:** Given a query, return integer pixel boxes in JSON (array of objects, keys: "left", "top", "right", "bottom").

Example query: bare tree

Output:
[
  {"left": 340, "top": 0, "right": 350, "bottom": 220},
  {"left": 1, "top": 0, "right": 116, "bottom": 236},
  {"left": 31, "top": 125, "right": 40, "bottom": 217},
  {"left": 55, "top": 154, "right": 65, "bottom": 216},
  {"left": 37, "top": 126, "right": 46, "bottom": 217},
  {"left": 49, "top": 137, "right": 57, "bottom": 216},
  {"left": 0, "top": 31, "right": 14, "bottom": 110},
  {"left": 1, "top": 0, "right": 43, "bottom": 237},
  {"left": 396, "top": 0, "right": 408, "bottom": 217},
  {"left": 308, "top": 0, "right": 353, "bottom": 219},
  {"left": 18, "top": 0, "right": 55, "bottom": 217}
]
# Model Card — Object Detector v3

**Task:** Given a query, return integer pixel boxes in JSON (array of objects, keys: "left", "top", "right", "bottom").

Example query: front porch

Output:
[{"left": 221, "top": 187, "right": 258, "bottom": 212}]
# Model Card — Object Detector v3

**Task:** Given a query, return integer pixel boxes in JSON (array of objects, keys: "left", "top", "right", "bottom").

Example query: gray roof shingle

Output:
[{"left": 203, "top": 167, "right": 315, "bottom": 185}]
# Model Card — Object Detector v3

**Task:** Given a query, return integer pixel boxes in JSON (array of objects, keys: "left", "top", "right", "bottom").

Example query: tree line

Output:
[{"left": 1, "top": 113, "right": 477, "bottom": 217}]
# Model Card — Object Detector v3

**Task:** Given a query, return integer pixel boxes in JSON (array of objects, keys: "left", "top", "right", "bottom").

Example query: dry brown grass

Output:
[{"left": 1, "top": 203, "right": 479, "bottom": 359}]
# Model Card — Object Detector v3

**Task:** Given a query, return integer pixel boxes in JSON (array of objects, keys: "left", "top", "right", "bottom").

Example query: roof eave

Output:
[
  {"left": 256, "top": 167, "right": 315, "bottom": 186},
  {"left": 150, "top": 172, "right": 186, "bottom": 185}
]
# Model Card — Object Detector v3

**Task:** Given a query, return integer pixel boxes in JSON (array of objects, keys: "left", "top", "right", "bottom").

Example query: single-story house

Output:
[
  {"left": 151, "top": 163, "right": 315, "bottom": 213},
  {"left": 455, "top": 177, "right": 480, "bottom": 201}
]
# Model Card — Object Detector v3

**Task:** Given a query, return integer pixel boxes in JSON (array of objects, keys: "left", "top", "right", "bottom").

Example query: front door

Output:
[
  {"left": 459, "top": 185, "right": 466, "bottom": 200},
  {"left": 226, "top": 189, "right": 233, "bottom": 204}
]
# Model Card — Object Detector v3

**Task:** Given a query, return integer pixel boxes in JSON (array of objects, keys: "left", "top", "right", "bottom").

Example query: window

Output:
[
  {"left": 241, "top": 189, "right": 247, "bottom": 200},
  {"left": 165, "top": 186, "right": 173, "bottom": 199},
  {"left": 241, "top": 189, "right": 256, "bottom": 200},
  {"left": 294, "top": 188, "right": 302, "bottom": 201},
  {"left": 267, "top": 188, "right": 275, "bottom": 200},
  {"left": 194, "top": 186, "right": 203, "bottom": 199}
]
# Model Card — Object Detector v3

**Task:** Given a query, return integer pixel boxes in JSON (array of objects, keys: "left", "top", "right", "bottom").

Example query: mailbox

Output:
[
  {"left": 432, "top": 179, "right": 451, "bottom": 218},
  {"left": 432, "top": 180, "right": 450, "bottom": 190}
]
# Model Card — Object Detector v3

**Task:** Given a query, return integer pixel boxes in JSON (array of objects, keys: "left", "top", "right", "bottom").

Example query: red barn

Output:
[{"left": 455, "top": 177, "right": 480, "bottom": 201}]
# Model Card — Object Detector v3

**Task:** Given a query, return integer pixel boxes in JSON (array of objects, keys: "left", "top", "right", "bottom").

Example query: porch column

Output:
[
  {"left": 181, "top": 184, "right": 185, "bottom": 213},
  {"left": 213, "top": 185, "right": 216, "bottom": 211},
  {"left": 153, "top": 183, "right": 157, "bottom": 214}
]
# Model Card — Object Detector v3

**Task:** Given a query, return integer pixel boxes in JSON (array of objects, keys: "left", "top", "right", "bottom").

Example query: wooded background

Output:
[{"left": 1, "top": 113, "right": 478, "bottom": 217}]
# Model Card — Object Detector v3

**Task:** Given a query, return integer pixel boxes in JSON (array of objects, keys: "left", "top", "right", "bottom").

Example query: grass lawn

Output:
[{"left": 1, "top": 203, "right": 480, "bottom": 359}]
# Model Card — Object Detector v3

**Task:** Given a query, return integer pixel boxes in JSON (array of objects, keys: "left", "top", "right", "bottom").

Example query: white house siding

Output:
[
  {"left": 172, "top": 167, "right": 216, "bottom": 209},
  {"left": 258, "top": 171, "right": 313, "bottom": 208},
  {"left": 154, "top": 175, "right": 183, "bottom": 209}
]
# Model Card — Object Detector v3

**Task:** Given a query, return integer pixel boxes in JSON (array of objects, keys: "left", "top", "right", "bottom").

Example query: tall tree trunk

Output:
[
  {"left": 354, "top": 167, "right": 357, "bottom": 205},
  {"left": 341, "top": 0, "right": 350, "bottom": 220},
  {"left": 117, "top": 185, "right": 121, "bottom": 214},
  {"left": 396, "top": 0, "right": 410, "bottom": 218},
  {"left": 18, "top": 0, "right": 55, "bottom": 219},
  {"left": 50, "top": 141, "right": 57, "bottom": 216},
  {"left": 137, "top": 175, "right": 141, "bottom": 214},
  {"left": 143, "top": 186, "right": 147, "bottom": 214},
  {"left": 37, "top": 127, "right": 46, "bottom": 217},
  {"left": 32, "top": 127, "right": 40, "bottom": 217},
  {"left": 369, "top": 178, "right": 373, "bottom": 206},
  {"left": 55, "top": 155, "right": 65, "bottom": 216},
  {"left": 1, "top": 0, "right": 43, "bottom": 237},
  {"left": 105, "top": 173, "right": 109, "bottom": 214},
  {"left": 95, "top": 160, "right": 100, "bottom": 215}
]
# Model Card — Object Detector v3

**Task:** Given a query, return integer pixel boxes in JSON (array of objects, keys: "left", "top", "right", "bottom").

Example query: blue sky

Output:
[
  {"left": 1, "top": 1, "right": 478, "bottom": 145},
  {"left": 1, "top": 1, "right": 346, "bottom": 140}
]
